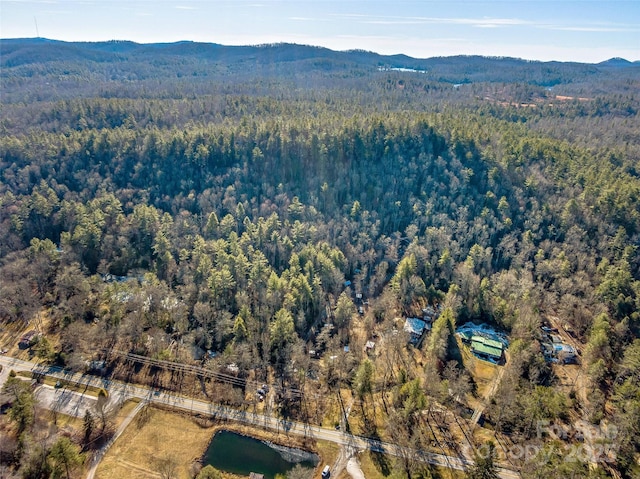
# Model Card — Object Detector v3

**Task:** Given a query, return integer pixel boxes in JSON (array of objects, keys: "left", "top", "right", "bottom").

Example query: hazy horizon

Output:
[
  {"left": 3, "top": 35, "right": 638, "bottom": 65},
  {"left": 2, "top": 0, "right": 639, "bottom": 63}
]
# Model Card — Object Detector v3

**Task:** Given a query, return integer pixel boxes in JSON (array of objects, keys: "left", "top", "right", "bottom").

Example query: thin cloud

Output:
[
  {"left": 175, "top": 5, "right": 196, "bottom": 10},
  {"left": 362, "top": 18, "right": 528, "bottom": 28},
  {"left": 543, "top": 26, "right": 638, "bottom": 33},
  {"left": 326, "top": 12, "right": 636, "bottom": 32},
  {"left": 328, "top": 13, "right": 370, "bottom": 19},
  {"left": 40, "top": 9, "right": 74, "bottom": 15},
  {"left": 339, "top": 14, "right": 533, "bottom": 28},
  {"left": 436, "top": 17, "right": 531, "bottom": 27},
  {"left": 12, "top": 0, "right": 60, "bottom": 3}
]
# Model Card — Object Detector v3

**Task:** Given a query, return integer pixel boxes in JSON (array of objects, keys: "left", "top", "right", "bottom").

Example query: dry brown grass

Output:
[
  {"left": 95, "top": 407, "right": 217, "bottom": 479},
  {"left": 95, "top": 405, "right": 329, "bottom": 479},
  {"left": 357, "top": 449, "right": 466, "bottom": 479},
  {"left": 457, "top": 338, "right": 499, "bottom": 399},
  {"left": 112, "top": 399, "right": 141, "bottom": 428},
  {"left": 358, "top": 450, "right": 394, "bottom": 479},
  {"left": 0, "top": 319, "right": 35, "bottom": 360},
  {"left": 16, "top": 370, "right": 105, "bottom": 397},
  {"left": 0, "top": 310, "right": 62, "bottom": 361},
  {"left": 315, "top": 440, "right": 340, "bottom": 470},
  {"left": 50, "top": 408, "right": 84, "bottom": 431},
  {"left": 471, "top": 426, "right": 499, "bottom": 450}
]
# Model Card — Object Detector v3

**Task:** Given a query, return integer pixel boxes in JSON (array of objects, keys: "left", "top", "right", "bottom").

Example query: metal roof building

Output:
[{"left": 470, "top": 335, "right": 503, "bottom": 363}]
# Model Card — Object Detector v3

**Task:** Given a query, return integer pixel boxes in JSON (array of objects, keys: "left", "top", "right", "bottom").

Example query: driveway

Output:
[
  {"left": 34, "top": 384, "right": 98, "bottom": 418},
  {"left": 346, "top": 457, "right": 365, "bottom": 479}
]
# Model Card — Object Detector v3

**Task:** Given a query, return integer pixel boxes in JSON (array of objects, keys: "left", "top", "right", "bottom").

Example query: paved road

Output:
[
  {"left": 0, "top": 355, "right": 520, "bottom": 479},
  {"left": 34, "top": 383, "right": 98, "bottom": 419}
]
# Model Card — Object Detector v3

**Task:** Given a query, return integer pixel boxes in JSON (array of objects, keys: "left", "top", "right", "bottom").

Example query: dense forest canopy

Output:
[{"left": 1, "top": 39, "right": 639, "bottom": 479}]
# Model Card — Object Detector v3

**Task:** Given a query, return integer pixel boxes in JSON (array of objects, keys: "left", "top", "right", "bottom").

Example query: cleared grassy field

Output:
[
  {"left": 95, "top": 406, "right": 330, "bottom": 479},
  {"left": 95, "top": 407, "right": 218, "bottom": 479}
]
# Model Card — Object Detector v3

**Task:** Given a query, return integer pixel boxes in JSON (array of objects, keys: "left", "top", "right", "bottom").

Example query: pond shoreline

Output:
[
  {"left": 261, "top": 440, "right": 320, "bottom": 464},
  {"left": 202, "top": 429, "right": 320, "bottom": 479},
  {"left": 92, "top": 401, "right": 332, "bottom": 479}
]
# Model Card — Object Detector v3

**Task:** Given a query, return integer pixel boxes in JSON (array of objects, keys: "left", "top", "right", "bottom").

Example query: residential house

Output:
[
  {"left": 18, "top": 330, "right": 39, "bottom": 349},
  {"left": 404, "top": 317, "right": 428, "bottom": 345}
]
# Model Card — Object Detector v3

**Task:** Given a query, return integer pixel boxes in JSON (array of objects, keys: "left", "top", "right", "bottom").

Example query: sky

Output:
[{"left": 1, "top": 0, "right": 639, "bottom": 63}]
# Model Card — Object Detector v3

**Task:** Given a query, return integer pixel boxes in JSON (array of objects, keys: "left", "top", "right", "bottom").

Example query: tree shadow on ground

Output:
[
  {"left": 362, "top": 424, "right": 392, "bottom": 477},
  {"left": 369, "top": 450, "right": 392, "bottom": 477}
]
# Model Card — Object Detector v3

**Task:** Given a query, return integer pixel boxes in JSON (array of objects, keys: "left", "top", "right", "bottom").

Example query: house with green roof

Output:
[{"left": 470, "top": 335, "right": 503, "bottom": 363}]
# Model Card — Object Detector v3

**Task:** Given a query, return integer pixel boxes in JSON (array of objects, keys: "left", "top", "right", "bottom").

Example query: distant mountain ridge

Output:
[
  {"left": 597, "top": 57, "right": 635, "bottom": 67},
  {"left": 2, "top": 37, "right": 634, "bottom": 67},
  {"left": 1, "top": 37, "right": 638, "bottom": 96}
]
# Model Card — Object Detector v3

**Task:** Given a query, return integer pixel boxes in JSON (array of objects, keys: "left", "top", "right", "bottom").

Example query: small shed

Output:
[
  {"left": 249, "top": 473, "right": 265, "bottom": 479},
  {"left": 365, "top": 341, "right": 376, "bottom": 353}
]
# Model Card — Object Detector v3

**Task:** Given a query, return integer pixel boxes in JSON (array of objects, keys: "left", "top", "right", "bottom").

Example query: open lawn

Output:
[
  {"left": 112, "top": 399, "right": 142, "bottom": 429},
  {"left": 457, "top": 338, "right": 499, "bottom": 401},
  {"left": 95, "top": 407, "right": 219, "bottom": 479},
  {"left": 94, "top": 406, "right": 329, "bottom": 479}
]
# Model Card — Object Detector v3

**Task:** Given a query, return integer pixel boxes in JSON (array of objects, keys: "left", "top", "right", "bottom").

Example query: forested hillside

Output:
[{"left": 1, "top": 39, "right": 639, "bottom": 479}]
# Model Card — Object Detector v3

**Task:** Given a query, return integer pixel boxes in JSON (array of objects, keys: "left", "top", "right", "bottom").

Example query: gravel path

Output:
[
  {"left": 86, "top": 400, "right": 147, "bottom": 479},
  {"left": 346, "top": 457, "right": 365, "bottom": 479}
]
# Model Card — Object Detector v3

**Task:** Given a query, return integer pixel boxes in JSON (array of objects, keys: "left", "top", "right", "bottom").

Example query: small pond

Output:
[{"left": 203, "top": 430, "right": 319, "bottom": 479}]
